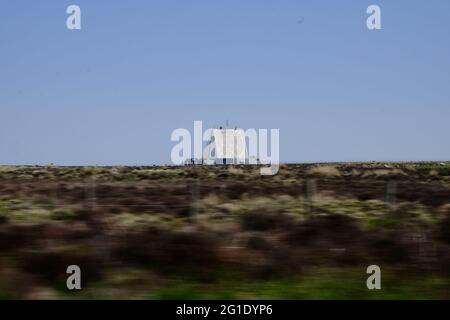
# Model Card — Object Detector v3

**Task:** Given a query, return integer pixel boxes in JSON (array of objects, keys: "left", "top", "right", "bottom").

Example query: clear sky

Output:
[{"left": 1, "top": 0, "right": 449, "bottom": 165}]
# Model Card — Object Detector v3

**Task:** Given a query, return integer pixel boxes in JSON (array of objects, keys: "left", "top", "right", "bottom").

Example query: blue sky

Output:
[{"left": 1, "top": 0, "right": 449, "bottom": 165}]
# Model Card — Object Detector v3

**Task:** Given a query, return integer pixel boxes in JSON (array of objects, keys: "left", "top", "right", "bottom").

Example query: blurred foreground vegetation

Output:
[{"left": 1, "top": 163, "right": 450, "bottom": 299}]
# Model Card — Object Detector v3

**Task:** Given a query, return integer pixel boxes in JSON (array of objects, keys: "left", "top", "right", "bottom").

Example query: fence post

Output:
[
  {"left": 306, "top": 178, "right": 317, "bottom": 216},
  {"left": 385, "top": 180, "right": 396, "bottom": 213},
  {"left": 84, "top": 175, "right": 97, "bottom": 212}
]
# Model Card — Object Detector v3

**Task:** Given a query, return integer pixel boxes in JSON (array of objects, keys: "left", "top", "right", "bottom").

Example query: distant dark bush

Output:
[
  {"left": 241, "top": 211, "right": 293, "bottom": 231},
  {"left": 0, "top": 215, "right": 8, "bottom": 224},
  {"left": 115, "top": 227, "right": 220, "bottom": 274},
  {"left": 437, "top": 213, "right": 450, "bottom": 244},
  {"left": 50, "top": 209, "right": 78, "bottom": 221},
  {"left": 19, "top": 250, "right": 103, "bottom": 284},
  {"left": 286, "top": 214, "right": 363, "bottom": 247},
  {"left": 366, "top": 231, "right": 410, "bottom": 264}
]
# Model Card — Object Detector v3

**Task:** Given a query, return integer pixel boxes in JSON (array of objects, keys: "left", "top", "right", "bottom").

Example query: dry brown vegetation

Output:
[{"left": 0, "top": 163, "right": 450, "bottom": 299}]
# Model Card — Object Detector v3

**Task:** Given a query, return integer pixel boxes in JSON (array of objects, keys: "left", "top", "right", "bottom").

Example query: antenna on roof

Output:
[{"left": 226, "top": 120, "right": 229, "bottom": 129}]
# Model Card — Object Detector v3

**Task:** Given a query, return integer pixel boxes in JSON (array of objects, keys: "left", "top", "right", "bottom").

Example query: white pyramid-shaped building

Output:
[{"left": 203, "top": 128, "right": 247, "bottom": 165}]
